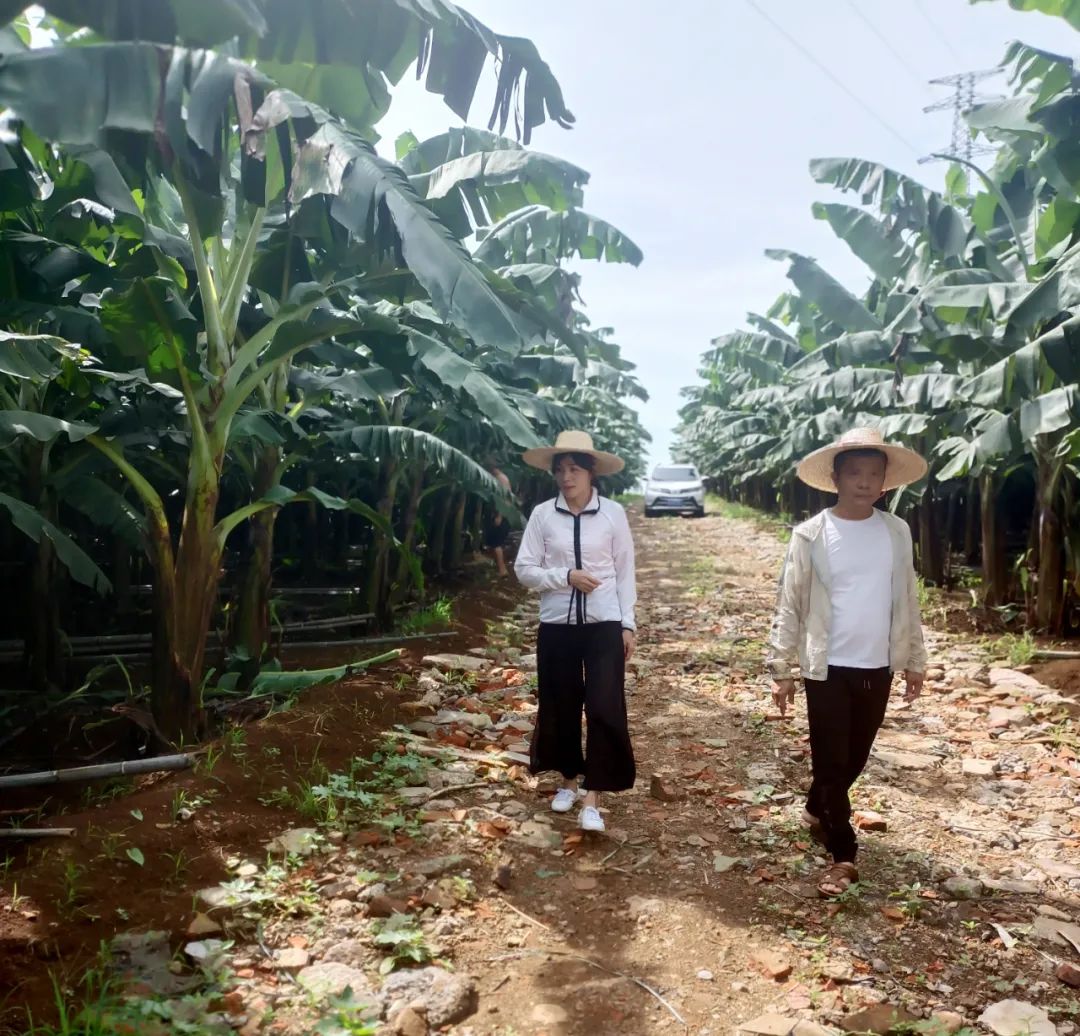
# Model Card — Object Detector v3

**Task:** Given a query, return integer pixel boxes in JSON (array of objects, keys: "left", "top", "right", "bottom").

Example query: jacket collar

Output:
[
  {"left": 795, "top": 507, "right": 898, "bottom": 541},
  {"left": 555, "top": 489, "right": 600, "bottom": 516}
]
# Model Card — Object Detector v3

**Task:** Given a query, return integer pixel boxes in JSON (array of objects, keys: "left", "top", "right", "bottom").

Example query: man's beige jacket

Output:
[{"left": 766, "top": 509, "right": 928, "bottom": 682}]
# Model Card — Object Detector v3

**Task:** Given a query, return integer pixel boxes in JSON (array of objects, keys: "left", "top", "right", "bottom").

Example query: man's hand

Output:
[
  {"left": 903, "top": 670, "right": 924, "bottom": 702},
  {"left": 569, "top": 569, "right": 601, "bottom": 594},
  {"left": 772, "top": 678, "right": 796, "bottom": 717},
  {"left": 623, "top": 629, "right": 636, "bottom": 662}
]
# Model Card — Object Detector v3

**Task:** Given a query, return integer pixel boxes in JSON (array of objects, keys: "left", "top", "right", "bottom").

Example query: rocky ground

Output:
[{"left": 7, "top": 508, "right": 1080, "bottom": 1036}]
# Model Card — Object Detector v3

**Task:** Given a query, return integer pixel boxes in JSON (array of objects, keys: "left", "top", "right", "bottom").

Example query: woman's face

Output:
[{"left": 554, "top": 456, "right": 592, "bottom": 496}]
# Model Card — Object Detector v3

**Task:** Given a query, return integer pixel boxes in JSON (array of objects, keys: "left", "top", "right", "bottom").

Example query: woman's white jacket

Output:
[{"left": 514, "top": 491, "right": 637, "bottom": 631}]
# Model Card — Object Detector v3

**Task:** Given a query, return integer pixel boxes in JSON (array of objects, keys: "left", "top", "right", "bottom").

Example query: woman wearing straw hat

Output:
[
  {"left": 514, "top": 430, "right": 637, "bottom": 833},
  {"left": 766, "top": 427, "right": 929, "bottom": 897}
]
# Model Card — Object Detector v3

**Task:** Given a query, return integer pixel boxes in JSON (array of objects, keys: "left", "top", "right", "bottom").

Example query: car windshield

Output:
[{"left": 652, "top": 466, "right": 697, "bottom": 481}]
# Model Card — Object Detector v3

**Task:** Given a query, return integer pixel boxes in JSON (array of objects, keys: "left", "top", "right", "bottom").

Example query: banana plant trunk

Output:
[
  {"left": 113, "top": 535, "right": 134, "bottom": 619},
  {"left": 302, "top": 467, "right": 319, "bottom": 581},
  {"left": 28, "top": 513, "right": 63, "bottom": 691},
  {"left": 233, "top": 445, "right": 282, "bottom": 664},
  {"left": 427, "top": 489, "right": 451, "bottom": 575},
  {"left": 446, "top": 491, "right": 467, "bottom": 571},
  {"left": 918, "top": 487, "right": 945, "bottom": 586},
  {"left": 151, "top": 458, "right": 224, "bottom": 742},
  {"left": 366, "top": 462, "right": 402, "bottom": 626},
  {"left": 963, "top": 480, "right": 980, "bottom": 566},
  {"left": 23, "top": 443, "right": 64, "bottom": 691},
  {"left": 391, "top": 467, "right": 425, "bottom": 607},
  {"left": 979, "top": 473, "right": 1008, "bottom": 608},
  {"left": 1033, "top": 452, "right": 1066, "bottom": 633}
]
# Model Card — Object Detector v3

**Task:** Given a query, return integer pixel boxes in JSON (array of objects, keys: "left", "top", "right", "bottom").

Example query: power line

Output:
[
  {"left": 841, "top": 0, "right": 928, "bottom": 89},
  {"left": 912, "top": 0, "right": 966, "bottom": 65},
  {"left": 742, "top": 0, "right": 922, "bottom": 155}
]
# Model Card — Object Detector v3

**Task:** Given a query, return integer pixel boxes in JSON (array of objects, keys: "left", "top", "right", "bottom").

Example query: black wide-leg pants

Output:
[
  {"left": 529, "top": 621, "right": 636, "bottom": 792},
  {"left": 804, "top": 665, "right": 892, "bottom": 863}
]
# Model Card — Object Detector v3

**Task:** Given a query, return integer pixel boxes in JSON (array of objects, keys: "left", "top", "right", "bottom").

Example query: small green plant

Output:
[
  {"left": 831, "top": 879, "right": 866, "bottom": 909},
  {"left": 57, "top": 860, "right": 85, "bottom": 917},
  {"left": 372, "top": 913, "right": 432, "bottom": 974},
  {"left": 399, "top": 596, "right": 453, "bottom": 635},
  {"left": 199, "top": 744, "right": 224, "bottom": 778},
  {"left": 359, "top": 745, "right": 430, "bottom": 790},
  {"left": 80, "top": 777, "right": 133, "bottom": 809},
  {"left": 221, "top": 725, "right": 251, "bottom": 774},
  {"left": 9, "top": 882, "right": 27, "bottom": 912},
  {"left": 746, "top": 713, "right": 768, "bottom": 736},
  {"left": 314, "top": 991, "right": 379, "bottom": 1036},
  {"left": 887, "top": 882, "right": 924, "bottom": 919},
  {"left": 170, "top": 789, "right": 208, "bottom": 821},
  {"left": 449, "top": 875, "right": 475, "bottom": 902},
  {"left": 163, "top": 850, "right": 189, "bottom": 885},
  {"left": 259, "top": 785, "right": 294, "bottom": 810},
  {"left": 1007, "top": 630, "right": 1037, "bottom": 666}
]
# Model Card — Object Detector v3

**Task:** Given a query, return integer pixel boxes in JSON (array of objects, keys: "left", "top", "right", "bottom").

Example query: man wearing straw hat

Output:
[
  {"left": 515, "top": 430, "right": 638, "bottom": 834},
  {"left": 767, "top": 427, "right": 929, "bottom": 897}
]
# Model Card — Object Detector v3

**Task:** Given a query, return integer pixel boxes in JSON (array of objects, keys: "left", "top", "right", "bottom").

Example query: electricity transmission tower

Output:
[{"left": 920, "top": 70, "right": 1002, "bottom": 188}]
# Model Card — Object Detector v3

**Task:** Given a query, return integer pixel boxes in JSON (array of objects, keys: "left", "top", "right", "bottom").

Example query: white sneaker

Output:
[
  {"left": 580, "top": 805, "right": 605, "bottom": 832},
  {"left": 551, "top": 788, "right": 579, "bottom": 813}
]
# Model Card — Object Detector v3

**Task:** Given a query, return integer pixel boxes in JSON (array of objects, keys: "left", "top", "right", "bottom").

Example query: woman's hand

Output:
[
  {"left": 623, "top": 629, "right": 636, "bottom": 662},
  {"left": 569, "top": 569, "right": 601, "bottom": 594}
]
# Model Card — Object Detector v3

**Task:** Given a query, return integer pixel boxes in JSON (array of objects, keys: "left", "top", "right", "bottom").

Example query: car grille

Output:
[{"left": 654, "top": 495, "right": 696, "bottom": 507}]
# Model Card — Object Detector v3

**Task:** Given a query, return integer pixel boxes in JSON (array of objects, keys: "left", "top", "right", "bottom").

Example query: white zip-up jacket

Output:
[
  {"left": 515, "top": 491, "right": 637, "bottom": 631},
  {"left": 766, "top": 509, "right": 927, "bottom": 682}
]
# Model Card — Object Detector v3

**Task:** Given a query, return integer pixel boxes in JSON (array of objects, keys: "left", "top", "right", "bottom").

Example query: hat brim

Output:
[
  {"left": 796, "top": 442, "right": 928, "bottom": 493},
  {"left": 521, "top": 446, "right": 625, "bottom": 476}
]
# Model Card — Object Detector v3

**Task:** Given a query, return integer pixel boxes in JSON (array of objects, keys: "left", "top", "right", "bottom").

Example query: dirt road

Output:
[
  {"left": 436, "top": 508, "right": 1080, "bottom": 1035},
  {"left": 5, "top": 508, "right": 1079, "bottom": 1036}
]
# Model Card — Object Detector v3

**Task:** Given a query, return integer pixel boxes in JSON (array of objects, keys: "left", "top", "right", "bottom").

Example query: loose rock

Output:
[
  {"left": 839, "top": 1004, "right": 919, "bottom": 1034},
  {"left": 739, "top": 1014, "right": 797, "bottom": 1036},
  {"left": 942, "top": 875, "right": 984, "bottom": 900},
  {"left": 978, "top": 999, "right": 1056, "bottom": 1036},
  {"left": 752, "top": 948, "right": 792, "bottom": 981},
  {"left": 297, "top": 963, "right": 378, "bottom": 1007},
  {"left": 650, "top": 773, "right": 682, "bottom": 802},
  {"left": 379, "top": 966, "right": 477, "bottom": 1026},
  {"left": 1057, "top": 961, "right": 1080, "bottom": 988}
]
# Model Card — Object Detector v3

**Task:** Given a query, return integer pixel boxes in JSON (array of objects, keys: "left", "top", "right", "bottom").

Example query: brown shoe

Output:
[{"left": 817, "top": 861, "right": 858, "bottom": 898}]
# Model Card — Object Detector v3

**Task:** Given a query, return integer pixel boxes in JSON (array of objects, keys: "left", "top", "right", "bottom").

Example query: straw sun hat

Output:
[
  {"left": 522, "top": 430, "right": 625, "bottom": 476},
  {"left": 796, "top": 426, "right": 928, "bottom": 494}
]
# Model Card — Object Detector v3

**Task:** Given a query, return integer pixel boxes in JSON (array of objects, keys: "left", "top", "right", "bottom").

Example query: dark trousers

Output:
[
  {"left": 530, "top": 621, "right": 636, "bottom": 792},
  {"left": 804, "top": 666, "right": 891, "bottom": 863}
]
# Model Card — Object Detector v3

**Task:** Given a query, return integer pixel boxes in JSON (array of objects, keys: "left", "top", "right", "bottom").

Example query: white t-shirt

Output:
[{"left": 823, "top": 509, "right": 892, "bottom": 669}]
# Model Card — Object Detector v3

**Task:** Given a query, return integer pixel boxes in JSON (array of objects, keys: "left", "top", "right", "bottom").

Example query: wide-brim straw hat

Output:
[
  {"left": 796, "top": 426, "right": 928, "bottom": 493},
  {"left": 522, "top": 430, "right": 625, "bottom": 476}
]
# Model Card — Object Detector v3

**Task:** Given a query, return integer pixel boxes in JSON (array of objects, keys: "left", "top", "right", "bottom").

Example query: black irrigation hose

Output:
[
  {"left": 0, "top": 613, "right": 376, "bottom": 654},
  {"left": 2, "top": 629, "right": 459, "bottom": 665}
]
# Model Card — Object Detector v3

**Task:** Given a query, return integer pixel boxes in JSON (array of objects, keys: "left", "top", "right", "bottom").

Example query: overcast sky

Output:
[{"left": 377, "top": 1, "right": 1068, "bottom": 473}]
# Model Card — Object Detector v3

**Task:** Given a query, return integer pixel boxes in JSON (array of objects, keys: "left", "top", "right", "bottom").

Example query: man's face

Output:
[{"left": 831, "top": 452, "right": 887, "bottom": 508}]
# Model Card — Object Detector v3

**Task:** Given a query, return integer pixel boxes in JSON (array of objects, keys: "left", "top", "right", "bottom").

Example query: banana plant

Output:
[{"left": 0, "top": 5, "right": 574, "bottom": 740}]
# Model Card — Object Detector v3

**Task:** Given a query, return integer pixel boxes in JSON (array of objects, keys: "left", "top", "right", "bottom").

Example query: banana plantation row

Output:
[
  {"left": 677, "top": 0, "right": 1080, "bottom": 638},
  {"left": 0, "top": 1, "right": 648, "bottom": 743}
]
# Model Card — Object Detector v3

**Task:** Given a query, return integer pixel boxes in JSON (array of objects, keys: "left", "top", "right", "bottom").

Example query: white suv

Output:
[{"left": 644, "top": 464, "right": 705, "bottom": 518}]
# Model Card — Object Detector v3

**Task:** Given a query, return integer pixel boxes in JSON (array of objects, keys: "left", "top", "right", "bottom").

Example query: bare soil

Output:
[{"left": 2, "top": 515, "right": 1079, "bottom": 1036}]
